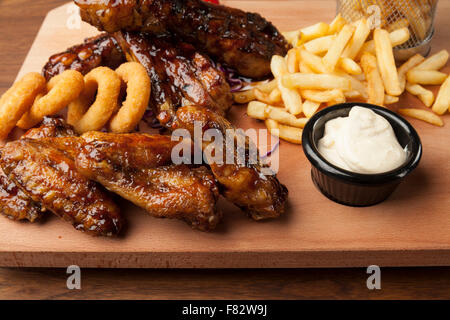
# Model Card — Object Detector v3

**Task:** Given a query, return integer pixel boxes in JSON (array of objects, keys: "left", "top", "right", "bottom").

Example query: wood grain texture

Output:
[
  {"left": 0, "top": 267, "right": 449, "bottom": 299},
  {"left": 1, "top": 0, "right": 449, "bottom": 269},
  {"left": 0, "top": 0, "right": 449, "bottom": 300}
]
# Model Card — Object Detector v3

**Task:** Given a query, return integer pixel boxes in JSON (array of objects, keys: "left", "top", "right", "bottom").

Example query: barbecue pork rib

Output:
[
  {"left": 74, "top": 0, "right": 289, "bottom": 78},
  {"left": 41, "top": 32, "right": 233, "bottom": 120},
  {"left": 113, "top": 31, "right": 232, "bottom": 126},
  {"left": 42, "top": 33, "right": 125, "bottom": 80},
  {"left": 0, "top": 138, "right": 123, "bottom": 236}
]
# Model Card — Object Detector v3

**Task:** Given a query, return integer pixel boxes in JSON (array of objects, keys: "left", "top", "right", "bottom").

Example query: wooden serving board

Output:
[{"left": 1, "top": 1, "right": 449, "bottom": 268}]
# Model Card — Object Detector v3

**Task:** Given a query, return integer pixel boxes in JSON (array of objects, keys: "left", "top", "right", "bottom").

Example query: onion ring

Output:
[
  {"left": 67, "top": 67, "right": 121, "bottom": 134},
  {"left": 0, "top": 73, "right": 46, "bottom": 140},
  {"left": 109, "top": 62, "right": 151, "bottom": 133},
  {"left": 17, "top": 70, "right": 84, "bottom": 130}
]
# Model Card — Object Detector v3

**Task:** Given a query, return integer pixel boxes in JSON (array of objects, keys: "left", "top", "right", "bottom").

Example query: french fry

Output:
[
  {"left": 398, "top": 108, "right": 444, "bottom": 127},
  {"left": 265, "top": 118, "right": 279, "bottom": 132},
  {"left": 328, "top": 14, "right": 347, "bottom": 35},
  {"left": 232, "top": 80, "right": 277, "bottom": 104},
  {"left": 354, "top": 73, "right": 366, "bottom": 81},
  {"left": 413, "top": 50, "right": 449, "bottom": 71},
  {"left": 386, "top": 18, "right": 409, "bottom": 33},
  {"left": 323, "top": 24, "right": 355, "bottom": 72},
  {"left": 398, "top": 54, "right": 426, "bottom": 93},
  {"left": 286, "top": 48, "right": 299, "bottom": 73},
  {"left": 265, "top": 106, "right": 308, "bottom": 128},
  {"left": 247, "top": 101, "right": 266, "bottom": 120},
  {"left": 298, "top": 49, "right": 327, "bottom": 73},
  {"left": 344, "top": 90, "right": 363, "bottom": 99},
  {"left": 338, "top": 57, "right": 362, "bottom": 75},
  {"left": 406, "top": 69, "right": 447, "bottom": 85},
  {"left": 304, "top": 35, "right": 335, "bottom": 54},
  {"left": 265, "top": 119, "right": 303, "bottom": 144},
  {"left": 405, "top": 83, "right": 434, "bottom": 107},
  {"left": 302, "top": 100, "right": 321, "bottom": 118},
  {"left": 253, "top": 79, "right": 278, "bottom": 93},
  {"left": 282, "top": 30, "right": 301, "bottom": 47},
  {"left": 384, "top": 94, "right": 399, "bottom": 105},
  {"left": 361, "top": 52, "right": 385, "bottom": 106},
  {"left": 282, "top": 73, "right": 351, "bottom": 90},
  {"left": 342, "top": 18, "right": 371, "bottom": 59},
  {"left": 247, "top": 101, "right": 308, "bottom": 129},
  {"left": 432, "top": 75, "right": 450, "bottom": 115},
  {"left": 269, "top": 88, "right": 282, "bottom": 104},
  {"left": 254, "top": 88, "right": 274, "bottom": 105},
  {"left": 299, "top": 60, "right": 314, "bottom": 73},
  {"left": 374, "top": 28, "right": 402, "bottom": 96},
  {"left": 338, "top": 72, "right": 369, "bottom": 100},
  {"left": 271, "top": 55, "right": 302, "bottom": 115},
  {"left": 301, "top": 89, "right": 345, "bottom": 103},
  {"left": 233, "top": 90, "right": 256, "bottom": 104},
  {"left": 299, "top": 22, "right": 330, "bottom": 44},
  {"left": 357, "top": 27, "right": 410, "bottom": 60}
]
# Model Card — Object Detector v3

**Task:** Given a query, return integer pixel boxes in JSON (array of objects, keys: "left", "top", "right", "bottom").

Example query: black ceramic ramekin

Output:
[{"left": 302, "top": 102, "right": 422, "bottom": 206}]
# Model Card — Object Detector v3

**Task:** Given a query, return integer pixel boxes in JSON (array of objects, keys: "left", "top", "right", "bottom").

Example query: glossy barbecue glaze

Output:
[
  {"left": 114, "top": 31, "right": 232, "bottom": 126},
  {"left": 0, "top": 117, "right": 76, "bottom": 222},
  {"left": 0, "top": 167, "right": 43, "bottom": 222},
  {"left": 75, "top": 132, "right": 221, "bottom": 231},
  {"left": 173, "top": 105, "right": 288, "bottom": 220},
  {"left": 74, "top": 0, "right": 290, "bottom": 78},
  {"left": 42, "top": 33, "right": 125, "bottom": 80},
  {"left": 0, "top": 139, "right": 123, "bottom": 236}
]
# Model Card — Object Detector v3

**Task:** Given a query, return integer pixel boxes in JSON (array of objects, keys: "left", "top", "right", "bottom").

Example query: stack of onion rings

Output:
[
  {"left": 17, "top": 70, "right": 84, "bottom": 129},
  {"left": 109, "top": 62, "right": 151, "bottom": 133},
  {"left": 0, "top": 62, "right": 151, "bottom": 139},
  {"left": 0, "top": 73, "right": 46, "bottom": 140},
  {"left": 68, "top": 67, "right": 121, "bottom": 133}
]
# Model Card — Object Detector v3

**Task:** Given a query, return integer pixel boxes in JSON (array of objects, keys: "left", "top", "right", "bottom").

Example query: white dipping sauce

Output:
[{"left": 317, "top": 106, "right": 407, "bottom": 174}]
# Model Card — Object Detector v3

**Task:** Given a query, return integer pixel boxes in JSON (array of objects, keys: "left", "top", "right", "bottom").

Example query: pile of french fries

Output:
[{"left": 233, "top": 14, "right": 449, "bottom": 144}]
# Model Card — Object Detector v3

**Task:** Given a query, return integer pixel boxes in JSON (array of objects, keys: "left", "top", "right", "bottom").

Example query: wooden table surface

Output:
[{"left": 0, "top": 0, "right": 449, "bottom": 300}]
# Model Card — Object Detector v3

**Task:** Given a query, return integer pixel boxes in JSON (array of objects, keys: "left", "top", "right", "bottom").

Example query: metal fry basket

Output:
[{"left": 336, "top": 0, "right": 438, "bottom": 60}]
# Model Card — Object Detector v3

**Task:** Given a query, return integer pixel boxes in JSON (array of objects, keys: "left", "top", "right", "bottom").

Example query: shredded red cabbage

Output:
[
  {"left": 216, "top": 63, "right": 254, "bottom": 92},
  {"left": 261, "top": 140, "right": 280, "bottom": 159}
]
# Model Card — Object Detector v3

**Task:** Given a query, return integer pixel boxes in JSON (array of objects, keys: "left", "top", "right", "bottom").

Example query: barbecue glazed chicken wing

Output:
[
  {"left": 0, "top": 137, "right": 123, "bottom": 236},
  {"left": 74, "top": 0, "right": 290, "bottom": 78},
  {"left": 75, "top": 132, "right": 221, "bottom": 231},
  {"left": 172, "top": 105, "right": 288, "bottom": 220},
  {"left": 0, "top": 167, "right": 43, "bottom": 222},
  {"left": 0, "top": 117, "right": 77, "bottom": 222}
]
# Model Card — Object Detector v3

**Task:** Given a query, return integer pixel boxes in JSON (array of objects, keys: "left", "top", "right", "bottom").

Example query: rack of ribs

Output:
[{"left": 74, "top": 0, "right": 290, "bottom": 78}]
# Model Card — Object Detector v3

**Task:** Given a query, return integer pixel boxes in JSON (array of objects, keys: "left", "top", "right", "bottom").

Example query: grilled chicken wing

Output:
[
  {"left": 42, "top": 33, "right": 125, "bottom": 80},
  {"left": 172, "top": 105, "right": 288, "bottom": 220},
  {"left": 0, "top": 167, "right": 43, "bottom": 222},
  {"left": 74, "top": 132, "right": 220, "bottom": 231},
  {"left": 74, "top": 0, "right": 289, "bottom": 78},
  {"left": 21, "top": 116, "right": 77, "bottom": 140},
  {"left": 0, "top": 117, "right": 76, "bottom": 222},
  {"left": 0, "top": 139, "right": 123, "bottom": 236}
]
